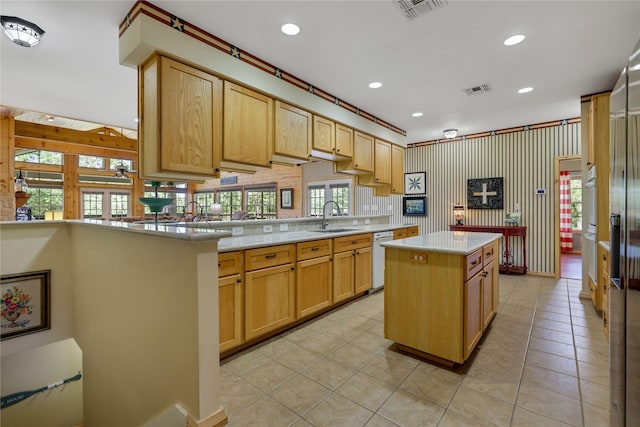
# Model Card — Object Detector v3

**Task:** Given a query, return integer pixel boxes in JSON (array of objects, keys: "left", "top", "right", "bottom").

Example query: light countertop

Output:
[
  {"left": 69, "top": 219, "right": 232, "bottom": 241},
  {"left": 381, "top": 230, "right": 501, "bottom": 255},
  {"left": 217, "top": 224, "right": 410, "bottom": 252}
]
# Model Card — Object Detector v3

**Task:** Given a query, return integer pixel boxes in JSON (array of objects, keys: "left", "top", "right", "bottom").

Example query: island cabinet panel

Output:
[
  {"left": 244, "top": 264, "right": 295, "bottom": 340},
  {"left": 296, "top": 255, "right": 333, "bottom": 319},
  {"left": 384, "top": 248, "right": 466, "bottom": 363},
  {"left": 218, "top": 251, "right": 244, "bottom": 353},
  {"left": 274, "top": 101, "right": 312, "bottom": 161},
  {"left": 464, "top": 273, "right": 483, "bottom": 360},
  {"left": 384, "top": 237, "right": 499, "bottom": 365},
  {"left": 482, "top": 260, "right": 497, "bottom": 330},
  {"left": 140, "top": 54, "right": 222, "bottom": 181},
  {"left": 223, "top": 81, "right": 273, "bottom": 167}
]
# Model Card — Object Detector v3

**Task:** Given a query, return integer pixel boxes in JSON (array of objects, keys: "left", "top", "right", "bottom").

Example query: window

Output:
[
  {"left": 570, "top": 178, "right": 582, "bottom": 230},
  {"left": 195, "top": 192, "right": 215, "bottom": 211},
  {"left": 82, "top": 189, "right": 130, "bottom": 219},
  {"left": 144, "top": 182, "right": 186, "bottom": 216},
  {"left": 27, "top": 187, "right": 64, "bottom": 219},
  {"left": 82, "top": 192, "right": 103, "bottom": 218},
  {"left": 109, "top": 159, "right": 133, "bottom": 170},
  {"left": 306, "top": 179, "right": 352, "bottom": 217},
  {"left": 218, "top": 189, "right": 242, "bottom": 220},
  {"left": 14, "top": 149, "right": 63, "bottom": 165},
  {"left": 245, "top": 186, "right": 276, "bottom": 219},
  {"left": 79, "top": 155, "right": 105, "bottom": 169}
]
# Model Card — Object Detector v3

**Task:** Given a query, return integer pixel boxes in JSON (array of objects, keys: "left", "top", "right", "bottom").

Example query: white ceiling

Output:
[{"left": 1, "top": 1, "right": 639, "bottom": 145}]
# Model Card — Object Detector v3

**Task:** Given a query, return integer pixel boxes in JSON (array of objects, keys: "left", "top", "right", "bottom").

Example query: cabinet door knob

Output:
[{"left": 236, "top": 278, "right": 242, "bottom": 283}]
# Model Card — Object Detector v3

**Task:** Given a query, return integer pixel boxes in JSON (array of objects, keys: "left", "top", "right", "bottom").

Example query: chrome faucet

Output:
[{"left": 321, "top": 200, "right": 342, "bottom": 229}]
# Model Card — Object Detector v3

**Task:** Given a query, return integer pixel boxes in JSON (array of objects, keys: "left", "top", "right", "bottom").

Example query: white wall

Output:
[{"left": 0, "top": 222, "right": 81, "bottom": 426}]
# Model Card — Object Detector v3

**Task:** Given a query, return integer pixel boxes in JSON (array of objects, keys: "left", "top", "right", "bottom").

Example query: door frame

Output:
[{"left": 554, "top": 154, "right": 581, "bottom": 279}]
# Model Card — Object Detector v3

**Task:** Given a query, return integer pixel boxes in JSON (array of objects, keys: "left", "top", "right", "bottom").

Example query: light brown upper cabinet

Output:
[
  {"left": 335, "top": 131, "right": 374, "bottom": 175},
  {"left": 223, "top": 81, "right": 273, "bottom": 168},
  {"left": 311, "top": 117, "right": 353, "bottom": 161},
  {"left": 358, "top": 138, "right": 391, "bottom": 186},
  {"left": 390, "top": 144, "right": 405, "bottom": 194},
  {"left": 273, "top": 101, "right": 312, "bottom": 165},
  {"left": 139, "top": 54, "right": 222, "bottom": 181}
]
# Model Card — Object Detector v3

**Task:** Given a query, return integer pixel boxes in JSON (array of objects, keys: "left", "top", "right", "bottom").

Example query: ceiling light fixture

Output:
[
  {"left": 281, "top": 23, "right": 300, "bottom": 36},
  {"left": 412, "top": 112, "right": 423, "bottom": 117},
  {"left": 113, "top": 164, "right": 130, "bottom": 179},
  {"left": 504, "top": 34, "right": 525, "bottom": 46},
  {"left": 1, "top": 16, "right": 45, "bottom": 47},
  {"left": 369, "top": 81, "right": 382, "bottom": 89},
  {"left": 518, "top": 87, "right": 534, "bottom": 94},
  {"left": 443, "top": 129, "right": 458, "bottom": 139}
]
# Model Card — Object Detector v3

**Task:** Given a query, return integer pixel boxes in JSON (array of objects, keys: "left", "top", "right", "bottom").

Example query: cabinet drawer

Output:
[
  {"left": 297, "top": 239, "right": 332, "bottom": 261},
  {"left": 245, "top": 244, "right": 295, "bottom": 271},
  {"left": 393, "top": 229, "right": 408, "bottom": 240},
  {"left": 407, "top": 226, "right": 419, "bottom": 237},
  {"left": 482, "top": 241, "right": 498, "bottom": 267},
  {"left": 219, "top": 251, "right": 244, "bottom": 277},
  {"left": 334, "top": 233, "right": 372, "bottom": 252},
  {"left": 465, "top": 249, "right": 483, "bottom": 281}
]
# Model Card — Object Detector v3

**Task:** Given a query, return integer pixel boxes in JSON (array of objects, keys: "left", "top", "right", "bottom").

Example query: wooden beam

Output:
[
  {"left": 14, "top": 161, "right": 63, "bottom": 173},
  {"left": 0, "top": 116, "right": 16, "bottom": 220},
  {"left": 15, "top": 121, "right": 137, "bottom": 151},
  {"left": 63, "top": 154, "right": 80, "bottom": 219},
  {"left": 15, "top": 137, "right": 137, "bottom": 160}
]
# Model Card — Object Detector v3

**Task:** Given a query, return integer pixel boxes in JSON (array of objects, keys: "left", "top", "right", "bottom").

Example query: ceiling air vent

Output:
[
  {"left": 463, "top": 84, "right": 493, "bottom": 96},
  {"left": 396, "top": 0, "right": 448, "bottom": 21}
]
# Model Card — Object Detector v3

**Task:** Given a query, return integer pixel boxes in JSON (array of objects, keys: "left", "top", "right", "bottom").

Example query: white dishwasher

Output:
[{"left": 372, "top": 231, "right": 394, "bottom": 292}]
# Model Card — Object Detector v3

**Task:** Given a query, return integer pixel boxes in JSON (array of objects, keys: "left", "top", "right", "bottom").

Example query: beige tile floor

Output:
[{"left": 220, "top": 275, "right": 611, "bottom": 426}]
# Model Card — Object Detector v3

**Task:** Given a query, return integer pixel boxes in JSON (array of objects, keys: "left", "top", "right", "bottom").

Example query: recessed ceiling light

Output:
[
  {"left": 281, "top": 23, "right": 300, "bottom": 36},
  {"left": 412, "top": 112, "right": 423, "bottom": 117},
  {"left": 504, "top": 34, "right": 525, "bottom": 46},
  {"left": 369, "top": 81, "right": 382, "bottom": 89},
  {"left": 518, "top": 87, "right": 534, "bottom": 94}
]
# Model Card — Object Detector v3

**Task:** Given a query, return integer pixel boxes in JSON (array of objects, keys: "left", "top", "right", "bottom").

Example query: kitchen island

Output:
[{"left": 381, "top": 231, "right": 501, "bottom": 365}]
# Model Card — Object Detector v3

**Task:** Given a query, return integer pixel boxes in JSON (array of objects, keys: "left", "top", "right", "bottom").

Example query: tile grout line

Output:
[
  {"left": 566, "top": 278, "right": 587, "bottom": 427},
  {"left": 507, "top": 278, "right": 539, "bottom": 427}
]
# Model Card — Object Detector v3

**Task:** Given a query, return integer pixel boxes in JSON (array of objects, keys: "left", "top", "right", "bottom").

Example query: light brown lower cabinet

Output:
[
  {"left": 464, "top": 273, "right": 483, "bottom": 360},
  {"left": 218, "top": 251, "right": 244, "bottom": 353},
  {"left": 219, "top": 273, "right": 243, "bottom": 352},
  {"left": 354, "top": 246, "right": 372, "bottom": 294},
  {"left": 296, "top": 255, "right": 333, "bottom": 319},
  {"left": 244, "top": 263, "right": 296, "bottom": 341},
  {"left": 333, "top": 251, "right": 355, "bottom": 303}
]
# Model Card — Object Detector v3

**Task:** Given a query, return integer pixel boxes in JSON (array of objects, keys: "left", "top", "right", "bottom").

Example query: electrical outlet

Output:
[
  {"left": 365, "top": 218, "right": 371, "bottom": 224},
  {"left": 363, "top": 205, "right": 370, "bottom": 211},
  {"left": 371, "top": 205, "right": 378, "bottom": 211},
  {"left": 279, "top": 224, "right": 289, "bottom": 231},
  {"left": 388, "top": 205, "right": 393, "bottom": 211},
  {"left": 352, "top": 220, "right": 358, "bottom": 225},
  {"left": 263, "top": 225, "right": 273, "bottom": 233},
  {"left": 232, "top": 227, "right": 244, "bottom": 236}
]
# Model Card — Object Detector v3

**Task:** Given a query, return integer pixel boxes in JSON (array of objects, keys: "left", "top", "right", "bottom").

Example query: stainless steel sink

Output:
[{"left": 311, "top": 228, "right": 356, "bottom": 233}]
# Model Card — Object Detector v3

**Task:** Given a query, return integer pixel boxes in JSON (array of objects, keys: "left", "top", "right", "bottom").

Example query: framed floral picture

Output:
[
  {"left": 1, "top": 270, "right": 50, "bottom": 341},
  {"left": 404, "top": 172, "right": 426, "bottom": 195}
]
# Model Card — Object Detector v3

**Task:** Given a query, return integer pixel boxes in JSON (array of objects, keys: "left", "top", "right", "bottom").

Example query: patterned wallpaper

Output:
[{"left": 350, "top": 120, "right": 582, "bottom": 275}]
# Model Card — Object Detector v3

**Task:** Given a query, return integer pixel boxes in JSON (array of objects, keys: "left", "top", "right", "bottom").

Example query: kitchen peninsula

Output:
[{"left": 382, "top": 231, "right": 500, "bottom": 365}]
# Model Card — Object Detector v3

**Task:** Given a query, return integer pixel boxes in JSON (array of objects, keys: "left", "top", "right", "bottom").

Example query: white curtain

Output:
[{"left": 560, "top": 171, "right": 573, "bottom": 252}]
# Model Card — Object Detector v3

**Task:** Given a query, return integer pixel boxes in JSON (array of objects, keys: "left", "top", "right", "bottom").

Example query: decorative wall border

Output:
[
  {"left": 407, "top": 117, "right": 581, "bottom": 148},
  {"left": 119, "top": 1, "right": 407, "bottom": 137}
]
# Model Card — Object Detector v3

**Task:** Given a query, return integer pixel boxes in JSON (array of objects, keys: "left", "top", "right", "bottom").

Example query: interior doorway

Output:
[{"left": 555, "top": 155, "right": 583, "bottom": 279}]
